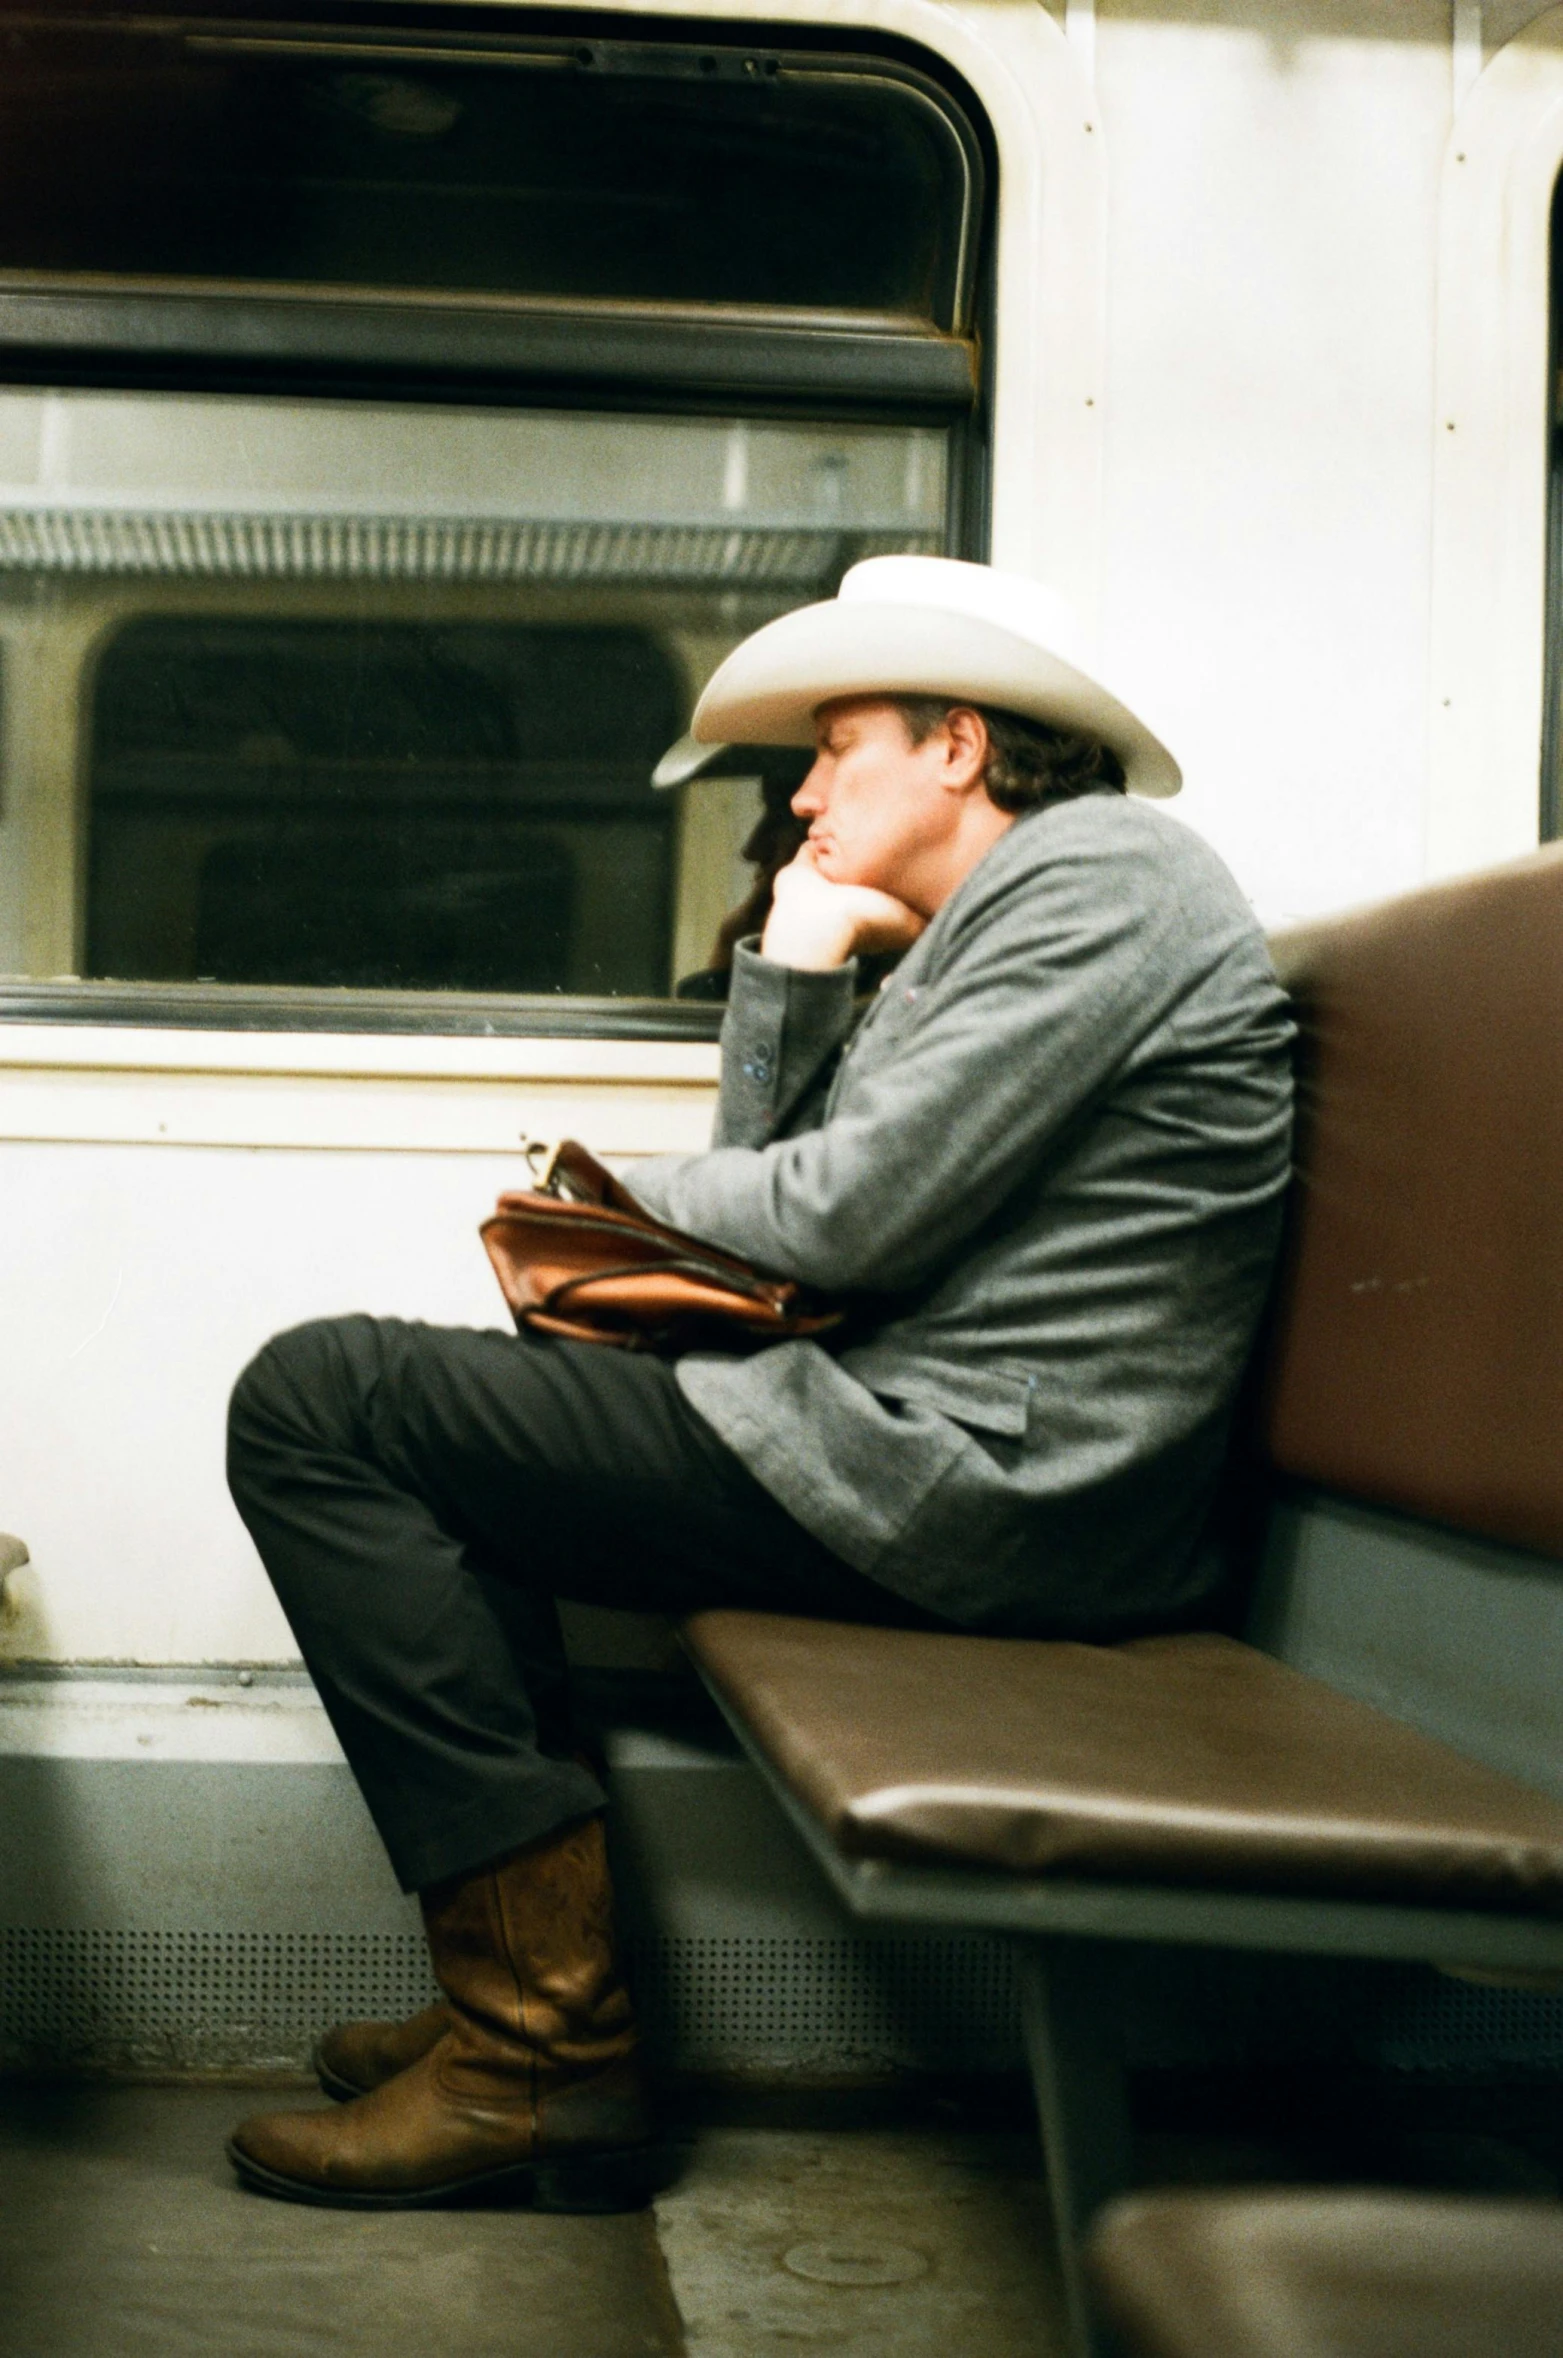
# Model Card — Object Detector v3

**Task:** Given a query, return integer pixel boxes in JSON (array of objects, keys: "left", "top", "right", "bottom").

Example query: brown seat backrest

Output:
[{"left": 1264, "top": 845, "right": 1563, "bottom": 1561}]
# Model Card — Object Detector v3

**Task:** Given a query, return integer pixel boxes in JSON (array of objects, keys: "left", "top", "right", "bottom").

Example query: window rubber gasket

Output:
[{"left": 0, "top": 281, "right": 978, "bottom": 414}]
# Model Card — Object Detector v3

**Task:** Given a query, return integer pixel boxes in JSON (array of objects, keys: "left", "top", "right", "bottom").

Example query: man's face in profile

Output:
[{"left": 793, "top": 697, "right": 959, "bottom": 901}]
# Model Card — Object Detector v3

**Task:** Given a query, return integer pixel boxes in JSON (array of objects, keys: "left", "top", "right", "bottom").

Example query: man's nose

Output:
[{"left": 792, "top": 756, "right": 827, "bottom": 815}]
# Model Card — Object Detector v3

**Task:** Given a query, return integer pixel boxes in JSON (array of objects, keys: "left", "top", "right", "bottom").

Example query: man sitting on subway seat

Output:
[{"left": 223, "top": 556, "right": 1295, "bottom": 2208}]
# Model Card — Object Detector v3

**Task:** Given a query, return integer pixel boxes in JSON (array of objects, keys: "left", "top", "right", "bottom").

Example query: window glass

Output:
[
  {"left": 0, "top": 389, "right": 948, "bottom": 1003},
  {"left": 0, "top": 18, "right": 978, "bottom": 330},
  {"left": 89, "top": 619, "right": 682, "bottom": 997}
]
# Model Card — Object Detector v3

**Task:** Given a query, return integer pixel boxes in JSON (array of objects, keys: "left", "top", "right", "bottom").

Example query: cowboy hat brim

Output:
[
  {"left": 691, "top": 600, "right": 1181, "bottom": 798},
  {"left": 650, "top": 734, "right": 813, "bottom": 791}
]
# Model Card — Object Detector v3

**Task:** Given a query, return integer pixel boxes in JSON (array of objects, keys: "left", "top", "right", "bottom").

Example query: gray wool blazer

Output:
[{"left": 628, "top": 790, "right": 1295, "bottom": 1634}]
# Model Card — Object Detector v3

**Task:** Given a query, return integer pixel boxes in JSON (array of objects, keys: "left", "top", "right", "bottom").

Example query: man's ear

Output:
[{"left": 940, "top": 706, "right": 990, "bottom": 793}]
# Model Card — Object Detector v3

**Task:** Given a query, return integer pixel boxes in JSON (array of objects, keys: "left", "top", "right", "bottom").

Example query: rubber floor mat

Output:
[{"left": 0, "top": 2084, "right": 685, "bottom": 2358}]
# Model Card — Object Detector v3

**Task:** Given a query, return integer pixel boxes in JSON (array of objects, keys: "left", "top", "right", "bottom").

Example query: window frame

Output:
[
  {"left": 1543, "top": 171, "right": 1563, "bottom": 846},
  {"left": 1429, "top": 8, "right": 1563, "bottom": 883}
]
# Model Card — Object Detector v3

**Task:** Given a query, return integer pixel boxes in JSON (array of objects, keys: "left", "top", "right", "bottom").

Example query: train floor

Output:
[
  {"left": 0, "top": 2082, "right": 685, "bottom": 2358},
  {"left": 3, "top": 2078, "right": 1557, "bottom": 2357},
  {"left": 0, "top": 2083, "right": 1069, "bottom": 2358}
]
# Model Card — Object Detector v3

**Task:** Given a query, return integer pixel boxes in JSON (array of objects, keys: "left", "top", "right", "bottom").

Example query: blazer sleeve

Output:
[
  {"left": 628, "top": 829, "right": 1206, "bottom": 1294},
  {"left": 706, "top": 939, "right": 863, "bottom": 1149}
]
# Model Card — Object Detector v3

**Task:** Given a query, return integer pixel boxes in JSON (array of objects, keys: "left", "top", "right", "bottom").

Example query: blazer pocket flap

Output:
[{"left": 855, "top": 1359, "right": 1033, "bottom": 1439}]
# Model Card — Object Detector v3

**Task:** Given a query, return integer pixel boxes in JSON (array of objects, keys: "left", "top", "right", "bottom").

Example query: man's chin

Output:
[{"left": 812, "top": 850, "right": 874, "bottom": 890}]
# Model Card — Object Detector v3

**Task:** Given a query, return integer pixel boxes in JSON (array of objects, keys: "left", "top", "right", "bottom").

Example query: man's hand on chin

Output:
[{"left": 760, "top": 845, "right": 926, "bottom": 972}]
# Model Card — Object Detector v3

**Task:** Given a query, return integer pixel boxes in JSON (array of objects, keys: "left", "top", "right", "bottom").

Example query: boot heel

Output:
[{"left": 529, "top": 2140, "right": 681, "bottom": 2214}]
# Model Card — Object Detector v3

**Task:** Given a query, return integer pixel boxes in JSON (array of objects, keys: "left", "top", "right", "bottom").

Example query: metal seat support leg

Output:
[{"left": 1019, "top": 1937, "right": 1133, "bottom": 2358}]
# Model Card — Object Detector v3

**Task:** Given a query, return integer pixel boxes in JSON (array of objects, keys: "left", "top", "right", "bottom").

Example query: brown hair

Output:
[{"left": 890, "top": 697, "right": 1127, "bottom": 813}]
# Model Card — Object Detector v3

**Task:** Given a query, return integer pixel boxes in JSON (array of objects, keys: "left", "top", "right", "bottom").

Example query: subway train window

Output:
[
  {"left": 0, "top": 390, "right": 948, "bottom": 1001},
  {"left": 0, "top": 15, "right": 985, "bottom": 1021},
  {"left": 0, "top": 14, "right": 978, "bottom": 329}
]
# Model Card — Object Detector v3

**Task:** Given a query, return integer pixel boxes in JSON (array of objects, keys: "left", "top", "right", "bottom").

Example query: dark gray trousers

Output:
[{"left": 227, "top": 1315, "right": 942, "bottom": 1892}]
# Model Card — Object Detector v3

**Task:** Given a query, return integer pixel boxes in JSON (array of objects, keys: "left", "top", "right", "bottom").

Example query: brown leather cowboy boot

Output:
[
  {"left": 227, "top": 1817, "right": 668, "bottom": 2209},
  {"left": 314, "top": 2001, "right": 451, "bottom": 2102},
  {"left": 311, "top": 1752, "right": 609, "bottom": 2104}
]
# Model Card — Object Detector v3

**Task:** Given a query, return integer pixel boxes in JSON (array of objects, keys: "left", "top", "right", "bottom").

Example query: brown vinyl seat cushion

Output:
[
  {"left": 684, "top": 1613, "right": 1563, "bottom": 1909},
  {"left": 1085, "top": 2189, "right": 1563, "bottom": 2358}
]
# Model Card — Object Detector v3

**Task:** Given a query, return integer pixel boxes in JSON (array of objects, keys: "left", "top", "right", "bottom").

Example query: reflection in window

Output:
[
  {"left": 0, "top": 389, "right": 948, "bottom": 1001},
  {"left": 90, "top": 621, "right": 680, "bottom": 996}
]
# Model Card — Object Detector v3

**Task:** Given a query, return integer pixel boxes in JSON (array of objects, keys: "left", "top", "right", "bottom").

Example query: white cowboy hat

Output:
[{"left": 689, "top": 555, "right": 1181, "bottom": 799}]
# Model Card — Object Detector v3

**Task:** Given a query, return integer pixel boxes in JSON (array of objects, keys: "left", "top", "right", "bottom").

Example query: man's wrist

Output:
[
  {"left": 759, "top": 909, "right": 858, "bottom": 970},
  {"left": 732, "top": 937, "right": 856, "bottom": 995}
]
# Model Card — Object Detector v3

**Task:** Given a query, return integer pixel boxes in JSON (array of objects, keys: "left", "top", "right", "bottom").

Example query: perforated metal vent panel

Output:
[
  {"left": 6, "top": 1926, "right": 1563, "bottom": 2080},
  {"left": 0, "top": 511, "right": 940, "bottom": 586},
  {"left": 0, "top": 1929, "right": 440, "bottom": 2074},
  {"left": 0, "top": 1925, "right": 1020, "bottom": 2075},
  {"left": 1119, "top": 1950, "right": 1563, "bottom": 2077},
  {"left": 630, "top": 1934, "right": 1022, "bottom": 2072},
  {"left": 1368, "top": 1969, "right": 1563, "bottom": 2073}
]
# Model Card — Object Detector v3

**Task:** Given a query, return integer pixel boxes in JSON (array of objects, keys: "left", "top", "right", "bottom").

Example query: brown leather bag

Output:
[{"left": 481, "top": 1138, "right": 844, "bottom": 1353}]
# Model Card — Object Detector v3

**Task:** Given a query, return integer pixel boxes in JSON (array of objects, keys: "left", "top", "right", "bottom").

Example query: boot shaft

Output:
[{"left": 421, "top": 1815, "right": 635, "bottom": 2074}]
